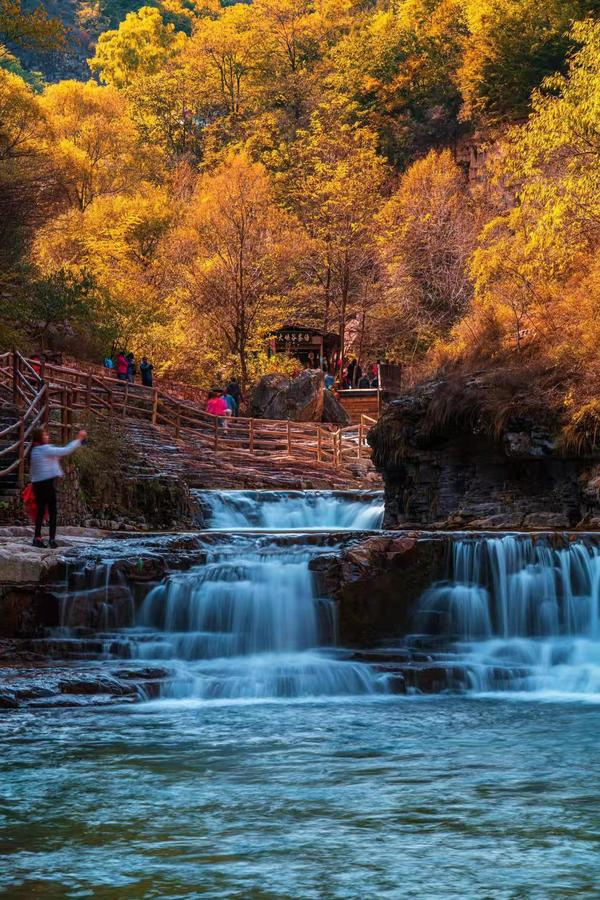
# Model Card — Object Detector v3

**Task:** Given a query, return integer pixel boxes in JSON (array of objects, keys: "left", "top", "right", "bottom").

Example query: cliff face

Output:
[{"left": 369, "top": 376, "right": 600, "bottom": 530}]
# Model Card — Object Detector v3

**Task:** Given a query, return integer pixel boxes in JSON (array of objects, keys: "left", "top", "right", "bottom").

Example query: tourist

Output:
[
  {"left": 223, "top": 388, "right": 236, "bottom": 417},
  {"left": 341, "top": 370, "right": 351, "bottom": 390},
  {"left": 358, "top": 373, "right": 370, "bottom": 388},
  {"left": 29, "top": 427, "right": 87, "bottom": 549},
  {"left": 126, "top": 352, "right": 136, "bottom": 383},
  {"left": 226, "top": 377, "right": 242, "bottom": 416},
  {"left": 347, "top": 358, "right": 362, "bottom": 387},
  {"left": 103, "top": 356, "right": 113, "bottom": 371},
  {"left": 324, "top": 369, "right": 335, "bottom": 390},
  {"left": 30, "top": 354, "right": 43, "bottom": 377},
  {"left": 116, "top": 352, "right": 128, "bottom": 381},
  {"left": 207, "top": 390, "right": 229, "bottom": 429},
  {"left": 140, "top": 357, "right": 154, "bottom": 387}
]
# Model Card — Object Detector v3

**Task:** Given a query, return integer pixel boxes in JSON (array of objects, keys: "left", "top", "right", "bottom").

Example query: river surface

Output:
[
  {"left": 2, "top": 698, "right": 599, "bottom": 899},
  {"left": 2, "top": 491, "right": 600, "bottom": 897}
]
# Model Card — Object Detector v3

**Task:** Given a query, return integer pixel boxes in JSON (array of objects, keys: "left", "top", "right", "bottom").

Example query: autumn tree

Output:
[
  {"left": 89, "top": 6, "right": 187, "bottom": 88},
  {"left": 458, "top": 0, "right": 600, "bottom": 125},
  {"left": 39, "top": 80, "right": 152, "bottom": 211},
  {"left": 283, "top": 105, "right": 388, "bottom": 365},
  {"left": 166, "top": 151, "right": 300, "bottom": 387},
  {"left": 33, "top": 182, "right": 173, "bottom": 357},
  {"left": 0, "top": 0, "right": 65, "bottom": 59},
  {"left": 329, "top": 0, "right": 466, "bottom": 165},
  {"left": 378, "top": 148, "right": 476, "bottom": 358},
  {"left": 0, "top": 67, "right": 60, "bottom": 323}
]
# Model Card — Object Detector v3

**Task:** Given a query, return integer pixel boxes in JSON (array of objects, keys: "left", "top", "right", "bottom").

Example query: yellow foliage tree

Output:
[
  {"left": 164, "top": 150, "right": 301, "bottom": 387},
  {"left": 283, "top": 104, "right": 388, "bottom": 363},
  {"left": 378, "top": 148, "right": 476, "bottom": 358},
  {"left": 39, "top": 80, "right": 152, "bottom": 211},
  {"left": 89, "top": 6, "right": 188, "bottom": 89}
]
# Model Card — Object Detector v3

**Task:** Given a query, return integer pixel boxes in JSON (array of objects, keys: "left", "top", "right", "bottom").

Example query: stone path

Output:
[{"left": 126, "top": 420, "right": 382, "bottom": 491}]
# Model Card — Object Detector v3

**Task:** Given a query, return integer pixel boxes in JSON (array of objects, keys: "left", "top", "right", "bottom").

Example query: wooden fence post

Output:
[
  {"left": 249, "top": 417, "right": 254, "bottom": 453},
  {"left": 152, "top": 389, "right": 158, "bottom": 426},
  {"left": 61, "top": 389, "right": 69, "bottom": 443},
  {"left": 213, "top": 416, "right": 218, "bottom": 451},
  {"left": 86, "top": 374, "right": 92, "bottom": 412},
  {"left": 12, "top": 350, "right": 19, "bottom": 408},
  {"left": 43, "top": 385, "right": 49, "bottom": 428},
  {"left": 67, "top": 389, "right": 74, "bottom": 439},
  {"left": 123, "top": 382, "right": 128, "bottom": 418},
  {"left": 18, "top": 417, "right": 25, "bottom": 487},
  {"left": 358, "top": 420, "right": 363, "bottom": 458}
]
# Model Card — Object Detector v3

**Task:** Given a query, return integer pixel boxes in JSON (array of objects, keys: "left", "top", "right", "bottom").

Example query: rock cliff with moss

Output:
[{"left": 369, "top": 371, "right": 600, "bottom": 530}]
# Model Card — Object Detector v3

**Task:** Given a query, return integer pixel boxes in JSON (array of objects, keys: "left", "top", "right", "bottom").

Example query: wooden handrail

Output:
[{"left": 0, "top": 351, "right": 377, "bottom": 483}]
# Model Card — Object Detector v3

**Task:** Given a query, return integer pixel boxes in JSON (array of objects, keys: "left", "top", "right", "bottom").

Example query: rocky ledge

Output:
[
  {"left": 311, "top": 533, "right": 448, "bottom": 645},
  {"left": 369, "top": 374, "right": 600, "bottom": 529}
]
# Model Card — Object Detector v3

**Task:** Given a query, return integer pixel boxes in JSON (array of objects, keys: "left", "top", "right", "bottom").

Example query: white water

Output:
[
  {"left": 417, "top": 535, "right": 600, "bottom": 696},
  {"left": 197, "top": 489, "right": 384, "bottom": 531},
  {"left": 135, "top": 538, "right": 387, "bottom": 700}
]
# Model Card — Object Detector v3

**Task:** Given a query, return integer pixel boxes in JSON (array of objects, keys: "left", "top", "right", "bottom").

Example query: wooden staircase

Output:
[{"left": 0, "top": 352, "right": 379, "bottom": 492}]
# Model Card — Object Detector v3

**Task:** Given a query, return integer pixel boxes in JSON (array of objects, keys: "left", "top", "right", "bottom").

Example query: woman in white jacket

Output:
[{"left": 29, "top": 427, "right": 87, "bottom": 548}]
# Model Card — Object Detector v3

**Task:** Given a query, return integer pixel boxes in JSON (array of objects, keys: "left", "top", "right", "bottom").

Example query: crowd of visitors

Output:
[
  {"left": 324, "top": 360, "right": 379, "bottom": 390},
  {"left": 104, "top": 352, "right": 154, "bottom": 387}
]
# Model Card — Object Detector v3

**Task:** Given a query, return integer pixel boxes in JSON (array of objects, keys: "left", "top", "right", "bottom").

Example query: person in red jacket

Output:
[
  {"left": 116, "top": 352, "right": 128, "bottom": 381},
  {"left": 206, "top": 390, "right": 230, "bottom": 430}
]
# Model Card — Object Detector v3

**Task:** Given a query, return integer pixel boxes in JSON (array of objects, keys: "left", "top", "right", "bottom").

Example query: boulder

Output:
[
  {"left": 322, "top": 390, "right": 351, "bottom": 426},
  {"left": 250, "top": 370, "right": 324, "bottom": 421}
]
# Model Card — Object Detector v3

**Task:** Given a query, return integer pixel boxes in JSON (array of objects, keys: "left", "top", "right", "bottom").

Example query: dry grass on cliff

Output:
[{"left": 74, "top": 418, "right": 138, "bottom": 516}]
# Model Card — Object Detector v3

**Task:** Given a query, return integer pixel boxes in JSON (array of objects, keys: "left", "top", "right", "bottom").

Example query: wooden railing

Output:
[
  {"left": 0, "top": 352, "right": 374, "bottom": 486},
  {"left": 0, "top": 351, "right": 48, "bottom": 483},
  {"left": 61, "top": 355, "right": 207, "bottom": 406}
]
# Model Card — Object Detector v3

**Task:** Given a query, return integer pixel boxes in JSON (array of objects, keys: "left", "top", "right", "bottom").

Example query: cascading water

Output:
[
  {"left": 416, "top": 535, "right": 600, "bottom": 696},
  {"left": 196, "top": 489, "right": 385, "bottom": 531},
  {"left": 127, "top": 491, "right": 389, "bottom": 700}
]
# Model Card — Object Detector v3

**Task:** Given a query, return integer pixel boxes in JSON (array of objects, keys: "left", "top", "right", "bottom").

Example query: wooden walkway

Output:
[{"left": 0, "top": 352, "right": 376, "bottom": 486}]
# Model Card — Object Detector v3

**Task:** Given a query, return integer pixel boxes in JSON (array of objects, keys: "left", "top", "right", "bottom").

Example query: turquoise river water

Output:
[
  {"left": 1, "top": 698, "right": 599, "bottom": 898},
  {"left": 1, "top": 492, "right": 599, "bottom": 898}
]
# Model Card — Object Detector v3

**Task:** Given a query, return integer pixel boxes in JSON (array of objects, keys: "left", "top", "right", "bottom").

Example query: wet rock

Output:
[
  {"left": 0, "top": 690, "right": 19, "bottom": 709},
  {"left": 0, "top": 588, "right": 59, "bottom": 638},
  {"left": 14, "top": 685, "right": 58, "bottom": 700},
  {"left": 523, "top": 512, "right": 570, "bottom": 529},
  {"left": 58, "top": 675, "right": 138, "bottom": 696},
  {"left": 311, "top": 534, "right": 448, "bottom": 646},
  {"left": 114, "top": 666, "right": 169, "bottom": 680}
]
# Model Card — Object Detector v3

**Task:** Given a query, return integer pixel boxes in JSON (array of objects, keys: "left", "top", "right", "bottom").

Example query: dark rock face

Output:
[
  {"left": 0, "top": 587, "right": 60, "bottom": 638},
  {"left": 250, "top": 370, "right": 324, "bottom": 421},
  {"left": 322, "top": 390, "right": 351, "bottom": 426},
  {"left": 369, "top": 377, "right": 600, "bottom": 529},
  {"left": 310, "top": 535, "right": 448, "bottom": 645}
]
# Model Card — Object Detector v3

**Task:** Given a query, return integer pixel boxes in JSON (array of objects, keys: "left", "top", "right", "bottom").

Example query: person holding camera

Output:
[{"left": 29, "top": 427, "right": 87, "bottom": 548}]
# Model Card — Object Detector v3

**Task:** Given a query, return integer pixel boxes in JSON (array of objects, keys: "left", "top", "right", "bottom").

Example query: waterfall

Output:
[
  {"left": 134, "top": 537, "right": 387, "bottom": 700},
  {"left": 196, "top": 489, "right": 385, "bottom": 531},
  {"left": 416, "top": 536, "right": 600, "bottom": 696}
]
